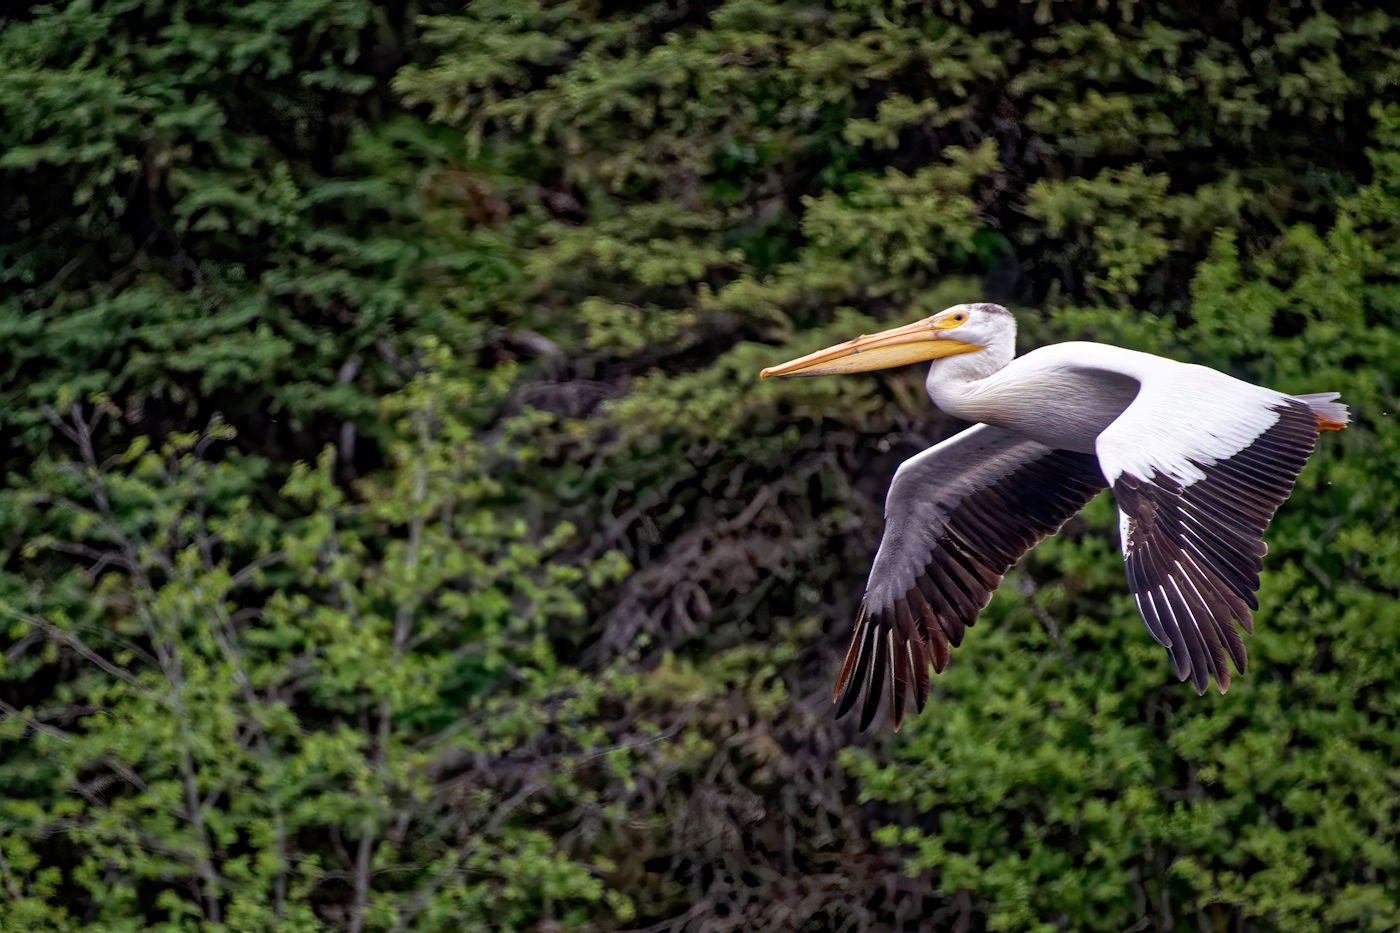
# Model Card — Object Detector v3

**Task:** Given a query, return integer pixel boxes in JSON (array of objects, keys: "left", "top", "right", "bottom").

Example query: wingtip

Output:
[
  {"left": 857, "top": 692, "right": 881, "bottom": 732},
  {"left": 1295, "top": 392, "right": 1349, "bottom": 431}
]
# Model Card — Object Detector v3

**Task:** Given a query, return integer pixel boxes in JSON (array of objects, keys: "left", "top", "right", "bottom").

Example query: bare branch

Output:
[
  {"left": 0, "top": 699, "right": 71, "bottom": 743},
  {"left": 8, "top": 611, "right": 147, "bottom": 689}
]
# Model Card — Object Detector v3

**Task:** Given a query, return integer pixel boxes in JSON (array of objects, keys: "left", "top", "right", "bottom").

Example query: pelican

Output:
[{"left": 760, "top": 303, "right": 1348, "bottom": 731}]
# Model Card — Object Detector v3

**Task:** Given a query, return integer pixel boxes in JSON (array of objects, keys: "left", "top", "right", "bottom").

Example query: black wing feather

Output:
[
  {"left": 833, "top": 427, "right": 1107, "bottom": 731},
  {"left": 1112, "top": 400, "right": 1321, "bottom": 694}
]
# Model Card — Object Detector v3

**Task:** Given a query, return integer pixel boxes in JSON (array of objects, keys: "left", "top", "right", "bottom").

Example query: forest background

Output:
[{"left": 2, "top": 1, "right": 1399, "bottom": 930}]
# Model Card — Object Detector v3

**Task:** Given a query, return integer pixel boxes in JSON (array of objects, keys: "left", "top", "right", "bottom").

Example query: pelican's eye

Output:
[{"left": 933, "top": 311, "right": 969, "bottom": 330}]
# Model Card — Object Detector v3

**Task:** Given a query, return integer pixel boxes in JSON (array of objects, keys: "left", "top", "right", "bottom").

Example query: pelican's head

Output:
[{"left": 759, "top": 303, "right": 1014, "bottom": 379}]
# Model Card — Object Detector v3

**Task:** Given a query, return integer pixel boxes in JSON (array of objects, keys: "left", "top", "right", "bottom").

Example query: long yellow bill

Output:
[{"left": 759, "top": 319, "right": 981, "bottom": 378}]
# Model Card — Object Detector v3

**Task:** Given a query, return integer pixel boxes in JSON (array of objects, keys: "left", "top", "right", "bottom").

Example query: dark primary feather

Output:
[
  {"left": 834, "top": 426, "right": 1107, "bottom": 731},
  {"left": 1112, "top": 399, "right": 1320, "bottom": 694}
]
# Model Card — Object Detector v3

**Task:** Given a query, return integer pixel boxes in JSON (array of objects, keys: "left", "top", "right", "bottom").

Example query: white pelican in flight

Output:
[{"left": 760, "top": 304, "right": 1348, "bottom": 731}]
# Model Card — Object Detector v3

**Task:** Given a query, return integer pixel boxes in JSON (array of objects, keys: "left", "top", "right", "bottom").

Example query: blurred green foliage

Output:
[{"left": 1, "top": 0, "right": 1398, "bottom": 929}]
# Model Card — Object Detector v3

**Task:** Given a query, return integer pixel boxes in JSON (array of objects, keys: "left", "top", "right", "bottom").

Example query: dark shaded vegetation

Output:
[{"left": 2, "top": 1, "right": 1398, "bottom": 929}]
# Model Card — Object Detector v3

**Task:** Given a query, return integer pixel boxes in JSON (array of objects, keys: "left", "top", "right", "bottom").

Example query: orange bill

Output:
[{"left": 759, "top": 318, "right": 981, "bottom": 378}]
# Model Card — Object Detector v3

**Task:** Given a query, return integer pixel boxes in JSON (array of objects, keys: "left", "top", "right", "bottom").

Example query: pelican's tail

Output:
[{"left": 1294, "top": 392, "right": 1350, "bottom": 432}]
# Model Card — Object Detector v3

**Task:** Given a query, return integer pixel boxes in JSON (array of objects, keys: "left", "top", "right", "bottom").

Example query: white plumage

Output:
[{"left": 760, "top": 303, "right": 1348, "bottom": 730}]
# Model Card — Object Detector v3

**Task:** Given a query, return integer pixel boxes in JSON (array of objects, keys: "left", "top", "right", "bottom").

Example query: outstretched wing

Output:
[
  {"left": 834, "top": 425, "right": 1106, "bottom": 731},
  {"left": 1095, "top": 363, "right": 1345, "bottom": 695}
]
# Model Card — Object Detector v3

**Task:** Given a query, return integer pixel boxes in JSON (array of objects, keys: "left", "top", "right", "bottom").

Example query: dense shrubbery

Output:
[{"left": 2, "top": 1, "right": 1398, "bottom": 929}]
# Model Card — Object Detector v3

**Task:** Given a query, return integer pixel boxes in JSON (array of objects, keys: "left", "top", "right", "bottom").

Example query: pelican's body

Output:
[
  {"left": 761, "top": 304, "right": 1348, "bottom": 730},
  {"left": 927, "top": 342, "right": 1144, "bottom": 451}
]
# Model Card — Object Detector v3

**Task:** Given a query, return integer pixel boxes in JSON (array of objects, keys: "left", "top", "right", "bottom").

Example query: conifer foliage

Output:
[{"left": 2, "top": 1, "right": 1399, "bottom": 929}]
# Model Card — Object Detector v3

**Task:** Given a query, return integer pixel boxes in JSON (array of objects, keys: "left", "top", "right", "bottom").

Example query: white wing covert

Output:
[{"left": 1092, "top": 358, "right": 1344, "bottom": 693}]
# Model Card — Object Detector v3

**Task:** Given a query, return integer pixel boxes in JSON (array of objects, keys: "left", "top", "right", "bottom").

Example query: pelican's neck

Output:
[{"left": 924, "top": 340, "right": 1016, "bottom": 421}]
